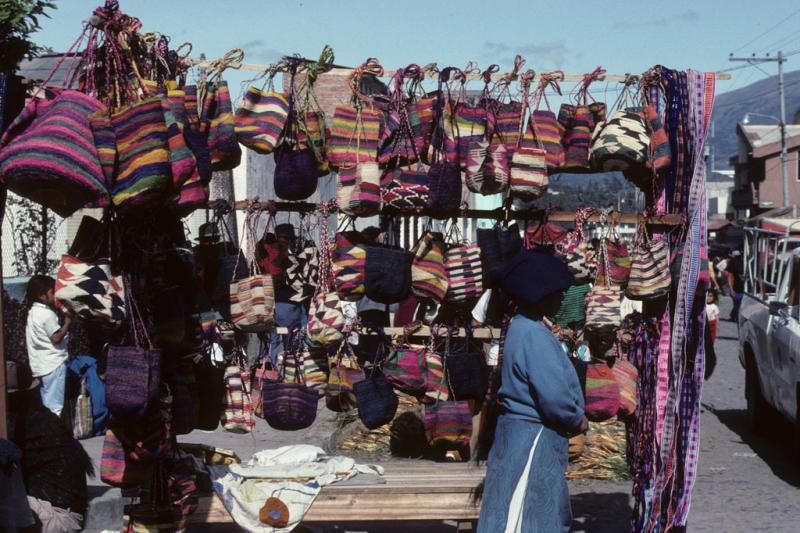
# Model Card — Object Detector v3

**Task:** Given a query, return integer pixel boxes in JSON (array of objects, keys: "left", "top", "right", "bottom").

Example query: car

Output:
[{"left": 737, "top": 226, "right": 800, "bottom": 457}]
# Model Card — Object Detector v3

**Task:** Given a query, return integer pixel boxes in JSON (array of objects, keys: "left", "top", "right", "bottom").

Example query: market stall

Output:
[{"left": 0, "top": 1, "right": 727, "bottom": 531}]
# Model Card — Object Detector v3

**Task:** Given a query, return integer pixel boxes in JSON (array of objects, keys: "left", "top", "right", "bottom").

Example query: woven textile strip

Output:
[{"left": 643, "top": 70, "right": 713, "bottom": 532}]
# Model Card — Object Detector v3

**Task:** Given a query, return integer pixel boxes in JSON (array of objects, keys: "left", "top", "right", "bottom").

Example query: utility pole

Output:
[{"left": 729, "top": 51, "right": 790, "bottom": 208}]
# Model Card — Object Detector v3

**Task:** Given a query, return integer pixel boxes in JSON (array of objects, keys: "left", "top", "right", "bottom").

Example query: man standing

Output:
[{"left": 727, "top": 250, "right": 745, "bottom": 321}]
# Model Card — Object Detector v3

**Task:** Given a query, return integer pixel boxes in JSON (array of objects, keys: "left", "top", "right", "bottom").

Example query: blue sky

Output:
[{"left": 33, "top": 0, "right": 800, "bottom": 98}]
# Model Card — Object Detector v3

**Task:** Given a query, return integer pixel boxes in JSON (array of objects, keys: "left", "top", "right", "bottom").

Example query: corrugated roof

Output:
[
  {"left": 16, "top": 53, "right": 81, "bottom": 87},
  {"left": 739, "top": 123, "right": 800, "bottom": 157}
]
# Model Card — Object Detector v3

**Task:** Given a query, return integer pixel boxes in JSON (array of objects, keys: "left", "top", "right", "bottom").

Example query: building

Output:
[
  {"left": 730, "top": 123, "right": 800, "bottom": 219},
  {"left": 707, "top": 170, "right": 734, "bottom": 219}
]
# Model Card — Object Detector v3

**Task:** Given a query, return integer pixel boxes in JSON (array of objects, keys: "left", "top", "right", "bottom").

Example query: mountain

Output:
[{"left": 711, "top": 69, "right": 800, "bottom": 169}]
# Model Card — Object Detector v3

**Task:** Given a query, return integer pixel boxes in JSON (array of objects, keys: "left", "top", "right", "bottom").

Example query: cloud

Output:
[
  {"left": 239, "top": 39, "right": 283, "bottom": 63},
  {"left": 613, "top": 9, "right": 698, "bottom": 30},
  {"left": 482, "top": 40, "right": 570, "bottom": 68}
]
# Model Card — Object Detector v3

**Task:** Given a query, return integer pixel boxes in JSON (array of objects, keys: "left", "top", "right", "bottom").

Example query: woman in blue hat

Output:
[{"left": 477, "top": 249, "right": 587, "bottom": 533}]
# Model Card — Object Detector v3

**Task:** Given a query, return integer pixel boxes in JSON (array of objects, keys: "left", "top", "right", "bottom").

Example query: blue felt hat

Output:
[{"left": 500, "top": 248, "right": 574, "bottom": 307}]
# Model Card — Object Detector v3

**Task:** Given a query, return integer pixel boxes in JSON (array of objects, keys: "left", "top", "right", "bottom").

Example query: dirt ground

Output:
[{"left": 82, "top": 297, "right": 799, "bottom": 532}]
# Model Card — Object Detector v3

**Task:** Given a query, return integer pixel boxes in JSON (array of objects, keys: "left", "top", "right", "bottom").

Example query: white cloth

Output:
[
  {"left": 213, "top": 445, "right": 383, "bottom": 533},
  {"left": 26, "top": 303, "right": 68, "bottom": 377},
  {"left": 619, "top": 296, "right": 642, "bottom": 319},
  {"left": 471, "top": 290, "right": 493, "bottom": 324},
  {"left": 706, "top": 303, "right": 720, "bottom": 322}
]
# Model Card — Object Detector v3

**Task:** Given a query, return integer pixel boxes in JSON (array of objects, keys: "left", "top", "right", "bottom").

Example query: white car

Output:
[{"left": 737, "top": 228, "right": 800, "bottom": 454}]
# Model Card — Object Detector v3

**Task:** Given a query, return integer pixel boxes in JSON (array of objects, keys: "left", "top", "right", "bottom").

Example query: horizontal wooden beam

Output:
[
  {"left": 189, "top": 59, "right": 731, "bottom": 81},
  {"left": 273, "top": 326, "right": 501, "bottom": 339},
  {"left": 209, "top": 200, "right": 683, "bottom": 226}
]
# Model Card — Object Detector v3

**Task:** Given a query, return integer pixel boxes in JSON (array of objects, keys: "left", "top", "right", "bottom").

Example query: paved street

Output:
[{"left": 82, "top": 298, "right": 799, "bottom": 531}]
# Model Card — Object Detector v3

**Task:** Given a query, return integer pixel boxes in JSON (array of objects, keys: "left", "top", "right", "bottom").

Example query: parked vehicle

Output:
[{"left": 738, "top": 224, "right": 800, "bottom": 454}]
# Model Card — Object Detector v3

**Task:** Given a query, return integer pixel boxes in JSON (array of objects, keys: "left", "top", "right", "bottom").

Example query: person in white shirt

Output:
[{"left": 25, "top": 275, "right": 71, "bottom": 416}]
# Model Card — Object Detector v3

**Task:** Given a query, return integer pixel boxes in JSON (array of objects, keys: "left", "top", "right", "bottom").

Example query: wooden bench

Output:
[{"left": 191, "top": 462, "right": 486, "bottom": 528}]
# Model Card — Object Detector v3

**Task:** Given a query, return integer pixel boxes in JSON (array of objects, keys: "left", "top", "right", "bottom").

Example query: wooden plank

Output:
[
  {"left": 211, "top": 200, "right": 683, "bottom": 227},
  {"left": 273, "top": 326, "right": 501, "bottom": 339},
  {"left": 189, "top": 58, "right": 731, "bottom": 81}
]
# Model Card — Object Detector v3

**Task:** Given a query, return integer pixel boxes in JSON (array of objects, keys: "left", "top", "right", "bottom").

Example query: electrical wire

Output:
[{"left": 730, "top": 6, "right": 800, "bottom": 54}]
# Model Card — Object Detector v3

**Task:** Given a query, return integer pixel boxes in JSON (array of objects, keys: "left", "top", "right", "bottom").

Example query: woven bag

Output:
[
  {"left": 584, "top": 362, "right": 621, "bottom": 422},
  {"left": 625, "top": 221, "right": 671, "bottom": 301},
  {"left": 444, "top": 243, "right": 483, "bottom": 303},
  {"left": 423, "top": 349, "right": 449, "bottom": 404},
  {"left": 365, "top": 246, "right": 413, "bottom": 304},
  {"left": 229, "top": 209, "right": 275, "bottom": 333},
  {"left": 274, "top": 147, "right": 320, "bottom": 200},
  {"left": 328, "top": 104, "right": 382, "bottom": 170},
  {"left": 220, "top": 359, "right": 255, "bottom": 434},
  {"left": 378, "top": 64, "right": 427, "bottom": 167},
  {"left": 644, "top": 104, "right": 670, "bottom": 172},
  {"left": 612, "top": 358, "right": 638, "bottom": 418},
  {"left": 445, "top": 329, "right": 488, "bottom": 401},
  {"left": 283, "top": 332, "right": 330, "bottom": 394},
  {"left": 453, "top": 102, "right": 490, "bottom": 170},
  {"left": 383, "top": 344, "right": 428, "bottom": 397},
  {"left": 354, "top": 345, "right": 399, "bottom": 429},
  {"left": 332, "top": 230, "right": 368, "bottom": 302},
  {"left": 159, "top": 91, "right": 196, "bottom": 192},
  {"left": 562, "top": 68, "right": 605, "bottom": 170},
  {"left": 325, "top": 343, "right": 365, "bottom": 412},
  {"left": 595, "top": 220, "right": 631, "bottom": 287},
  {"left": 0, "top": 89, "right": 108, "bottom": 216},
  {"left": 73, "top": 377, "right": 94, "bottom": 440},
  {"left": 477, "top": 222, "right": 523, "bottom": 288},
  {"left": 381, "top": 165, "right": 430, "bottom": 214},
  {"left": 589, "top": 108, "right": 650, "bottom": 173},
  {"left": 346, "top": 162, "right": 382, "bottom": 217},
  {"left": 202, "top": 80, "right": 242, "bottom": 171},
  {"left": 234, "top": 70, "right": 289, "bottom": 154},
  {"left": 423, "top": 400, "right": 472, "bottom": 448},
  {"left": 465, "top": 139, "right": 509, "bottom": 195},
  {"left": 491, "top": 100, "right": 523, "bottom": 163},
  {"left": 307, "top": 210, "right": 346, "bottom": 346},
  {"left": 426, "top": 162, "right": 462, "bottom": 215},
  {"left": 55, "top": 254, "right": 126, "bottom": 326},
  {"left": 411, "top": 231, "right": 449, "bottom": 303},
  {"left": 262, "top": 340, "right": 320, "bottom": 431},
  {"left": 251, "top": 357, "right": 279, "bottom": 419},
  {"left": 553, "top": 283, "right": 591, "bottom": 328},
  {"left": 584, "top": 286, "right": 621, "bottom": 357},
  {"left": 556, "top": 208, "right": 597, "bottom": 283}
]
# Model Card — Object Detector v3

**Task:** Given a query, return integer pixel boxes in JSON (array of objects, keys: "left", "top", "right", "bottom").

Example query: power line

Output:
[{"left": 731, "top": 7, "right": 800, "bottom": 54}]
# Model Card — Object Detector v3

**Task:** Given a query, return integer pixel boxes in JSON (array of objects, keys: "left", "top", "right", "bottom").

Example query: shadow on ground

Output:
[
  {"left": 702, "top": 402, "right": 800, "bottom": 486},
  {"left": 570, "top": 491, "right": 632, "bottom": 532}
]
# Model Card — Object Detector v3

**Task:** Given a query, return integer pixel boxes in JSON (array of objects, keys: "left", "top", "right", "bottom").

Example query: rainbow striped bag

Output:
[
  {"left": 525, "top": 110, "right": 565, "bottom": 169},
  {"left": 203, "top": 80, "right": 242, "bottom": 171},
  {"left": 490, "top": 101, "right": 523, "bottom": 163},
  {"left": 332, "top": 230, "right": 368, "bottom": 302},
  {"left": 584, "top": 362, "right": 621, "bottom": 422},
  {"left": 453, "top": 103, "right": 490, "bottom": 169},
  {"left": 234, "top": 85, "right": 289, "bottom": 154},
  {"left": 612, "top": 358, "right": 638, "bottom": 418},
  {"left": 510, "top": 146, "right": 548, "bottom": 201},
  {"left": 0, "top": 89, "right": 109, "bottom": 217},
  {"left": 160, "top": 92, "right": 197, "bottom": 191},
  {"left": 107, "top": 97, "right": 172, "bottom": 213},
  {"left": 444, "top": 243, "right": 483, "bottom": 303},
  {"left": 423, "top": 400, "right": 472, "bottom": 447},
  {"left": 297, "top": 110, "right": 331, "bottom": 173},
  {"left": 411, "top": 231, "right": 448, "bottom": 303},
  {"left": 328, "top": 104, "right": 382, "bottom": 170},
  {"left": 383, "top": 345, "right": 428, "bottom": 397},
  {"left": 562, "top": 104, "right": 595, "bottom": 169},
  {"left": 229, "top": 210, "right": 275, "bottom": 332},
  {"left": 423, "top": 350, "right": 449, "bottom": 404}
]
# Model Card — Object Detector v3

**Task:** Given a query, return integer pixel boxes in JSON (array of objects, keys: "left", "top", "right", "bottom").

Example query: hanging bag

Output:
[
  {"left": 332, "top": 226, "right": 368, "bottom": 302},
  {"left": 123, "top": 462, "right": 182, "bottom": 533},
  {"left": 555, "top": 207, "right": 597, "bottom": 283},
  {"left": 365, "top": 244, "right": 413, "bottom": 305},
  {"left": 562, "top": 67, "right": 606, "bottom": 170},
  {"left": 251, "top": 345, "right": 279, "bottom": 419},
  {"left": 584, "top": 243, "right": 622, "bottom": 355},
  {"left": 423, "top": 347, "right": 449, "bottom": 404},
  {"left": 510, "top": 70, "right": 549, "bottom": 200},
  {"left": 423, "top": 400, "right": 472, "bottom": 449},
  {"left": 444, "top": 328, "right": 489, "bottom": 401},
  {"left": 411, "top": 230, "right": 449, "bottom": 303},
  {"left": 378, "top": 64, "right": 427, "bottom": 167},
  {"left": 106, "top": 280, "right": 162, "bottom": 422},
  {"left": 325, "top": 342, "right": 366, "bottom": 412},
  {"left": 612, "top": 358, "right": 638, "bottom": 418},
  {"left": 234, "top": 64, "right": 290, "bottom": 154},
  {"left": 625, "top": 215, "right": 671, "bottom": 301},
  {"left": 229, "top": 206, "right": 275, "bottom": 333},
  {"left": 261, "top": 337, "right": 320, "bottom": 431},
  {"left": 201, "top": 50, "right": 243, "bottom": 171},
  {"left": 584, "top": 361, "right": 621, "bottom": 422},
  {"left": 220, "top": 350, "right": 255, "bottom": 434},
  {"left": 73, "top": 377, "right": 94, "bottom": 440},
  {"left": 282, "top": 329, "right": 330, "bottom": 394},
  {"left": 426, "top": 68, "right": 464, "bottom": 215},
  {"left": 521, "top": 70, "right": 567, "bottom": 170},
  {"left": 594, "top": 211, "right": 631, "bottom": 287},
  {"left": 307, "top": 205, "right": 347, "bottom": 346},
  {"left": 444, "top": 224, "right": 483, "bottom": 303},
  {"left": 476, "top": 221, "right": 523, "bottom": 288},
  {"left": 383, "top": 336, "right": 428, "bottom": 397},
  {"left": 354, "top": 344, "right": 399, "bottom": 429},
  {"left": 464, "top": 65, "right": 509, "bottom": 194}
]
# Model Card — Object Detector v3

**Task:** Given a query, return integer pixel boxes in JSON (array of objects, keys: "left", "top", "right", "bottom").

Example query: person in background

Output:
[
  {"left": 706, "top": 290, "right": 720, "bottom": 343},
  {"left": 477, "top": 249, "right": 587, "bottom": 533},
  {"left": 25, "top": 275, "right": 71, "bottom": 417},
  {"left": 727, "top": 250, "right": 745, "bottom": 321}
]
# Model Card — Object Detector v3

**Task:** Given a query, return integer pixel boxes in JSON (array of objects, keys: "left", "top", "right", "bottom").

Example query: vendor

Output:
[{"left": 477, "top": 249, "right": 588, "bottom": 533}]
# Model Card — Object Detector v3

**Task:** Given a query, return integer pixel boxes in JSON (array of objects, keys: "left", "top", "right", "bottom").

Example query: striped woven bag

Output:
[
  {"left": 491, "top": 100, "right": 523, "bottom": 162},
  {"left": 202, "top": 80, "right": 242, "bottom": 171},
  {"left": 383, "top": 344, "right": 428, "bottom": 396},
  {"left": 423, "top": 400, "right": 472, "bottom": 447},
  {"left": 625, "top": 222, "right": 671, "bottom": 301},
  {"left": 221, "top": 362, "right": 255, "bottom": 433},
  {"left": 234, "top": 81, "right": 289, "bottom": 154},
  {"left": 444, "top": 243, "right": 483, "bottom": 303},
  {"left": 411, "top": 231, "right": 449, "bottom": 303},
  {"left": 378, "top": 65, "right": 426, "bottom": 167},
  {"left": 229, "top": 210, "right": 275, "bottom": 333},
  {"left": 329, "top": 104, "right": 382, "bottom": 170},
  {"left": 584, "top": 362, "right": 621, "bottom": 422},
  {"left": 612, "top": 358, "right": 638, "bottom": 418},
  {"left": 160, "top": 92, "right": 197, "bottom": 194},
  {"left": 510, "top": 146, "right": 548, "bottom": 200},
  {"left": 556, "top": 208, "right": 597, "bottom": 283},
  {"left": 0, "top": 89, "right": 109, "bottom": 217},
  {"left": 562, "top": 68, "right": 606, "bottom": 169},
  {"left": 595, "top": 220, "right": 631, "bottom": 287},
  {"left": 381, "top": 165, "right": 430, "bottom": 214},
  {"left": 106, "top": 97, "right": 172, "bottom": 213},
  {"left": 423, "top": 350, "right": 449, "bottom": 404},
  {"left": 346, "top": 162, "right": 382, "bottom": 217},
  {"left": 332, "top": 230, "right": 368, "bottom": 301},
  {"left": 297, "top": 110, "right": 330, "bottom": 172},
  {"left": 519, "top": 71, "right": 567, "bottom": 170},
  {"left": 589, "top": 107, "right": 650, "bottom": 173}
]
